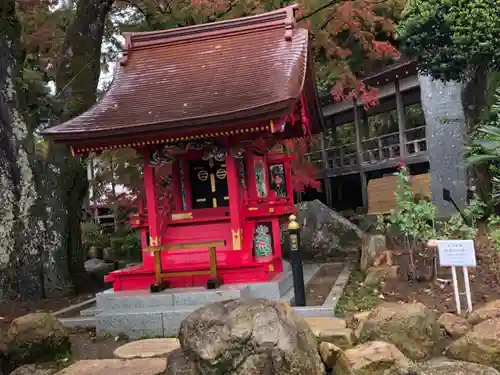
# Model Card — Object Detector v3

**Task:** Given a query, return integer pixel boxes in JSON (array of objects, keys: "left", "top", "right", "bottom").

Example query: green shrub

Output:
[{"left": 81, "top": 222, "right": 110, "bottom": 251}]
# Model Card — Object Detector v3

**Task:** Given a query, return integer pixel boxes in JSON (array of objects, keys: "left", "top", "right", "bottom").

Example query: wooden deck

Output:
[{"left": 306, "top": 125, "right": 428, "bottom": 177}]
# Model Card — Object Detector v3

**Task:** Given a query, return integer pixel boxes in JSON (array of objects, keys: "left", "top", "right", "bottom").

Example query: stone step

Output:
[
  {"left": 95, "top": 262, "right": 299, "bottom": 313},
  {"left": 96, "top": 284, "right": 245, "bottom": 311},
  {"left": 58, "top": 316, "right": 96, "bottom": 329},
  {"left": 96, "top": 305, "right": 200, "bottom": 338},
  {"left": 80, "top": 306, "right": 101, "bottom": 317}
]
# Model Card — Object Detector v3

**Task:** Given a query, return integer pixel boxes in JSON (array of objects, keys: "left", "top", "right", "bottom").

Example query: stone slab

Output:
[
  {"left": 96, "top": 308, "right": 164, "bottom": 339},
  {"left": 293, "top": 306, "right": 336, "bottom": 317},
  {"left": 53, "top": 298, "right": 96, "bottom": 317},
  {"left": 304, "top": 316, "right": 347, "bottom": 337},
  {"left": 419, "top": 74, "right": 468, "bottom": 218},
  {"left": 114, "top": 338, "right": 180, "bottom": 359},
  {"left": 80, "top": 306, "right": 101, "bottom": 317},
  {"left": 323, "top": 265, "right": 351, "bottom": 309},
  {"left": 55, "top": 359, "right": 166, "bottom": 375},
  {"left": 171, "top": 285, "right": 243, "bottom": 306},
  {"left": 58, "top": 316, "right": 96, "bottom": 329},
  {"left": 96, "top": 290, "right": 175, "bottom": 311}
]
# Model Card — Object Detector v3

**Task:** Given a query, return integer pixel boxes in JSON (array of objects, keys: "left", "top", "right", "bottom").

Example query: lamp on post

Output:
[{"left": 288, "top": 214, "right": 306, "bottom": 306}]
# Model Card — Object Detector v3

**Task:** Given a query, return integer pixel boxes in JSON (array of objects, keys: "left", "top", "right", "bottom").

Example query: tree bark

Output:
[
  {"left": 49, "top": 0, "right": 114, "bottom": 293},
  {"left": 0, "top": 0, "right": 114, "bottom": 301},
  {"left": 0, "top": 0, "right": 49, "bottom": 301},
  {"left": 462, "top": 65, "right": 491, "bottom": 204}
]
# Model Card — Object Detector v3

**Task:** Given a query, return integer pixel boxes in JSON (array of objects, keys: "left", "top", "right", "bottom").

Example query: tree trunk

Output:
[
  {"left": 0, "top": 0, "right": 49, "bottom": 301},
  {"left": 462, "top": 65, "right": 491, "bottom": 204},
  {"left": 0, "top": 0, "right": 114, "bottom": 301},
  {"left": 49, "top": 0, "right": 114, "bottom": 293}
]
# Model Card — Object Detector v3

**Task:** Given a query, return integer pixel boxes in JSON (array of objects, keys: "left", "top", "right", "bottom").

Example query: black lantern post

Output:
[{"left": 288, "top": 214, "right": 306, "bottom": 306}]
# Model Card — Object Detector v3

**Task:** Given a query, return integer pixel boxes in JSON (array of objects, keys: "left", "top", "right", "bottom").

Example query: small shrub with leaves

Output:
[{"left": 377, "top": 164, "right": 437, "bottom": 277}]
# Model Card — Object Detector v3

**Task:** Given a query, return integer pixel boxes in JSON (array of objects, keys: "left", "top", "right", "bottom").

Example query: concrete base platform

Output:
[{"left": 59, "top": 262, "right": 351, "bottom": 339}]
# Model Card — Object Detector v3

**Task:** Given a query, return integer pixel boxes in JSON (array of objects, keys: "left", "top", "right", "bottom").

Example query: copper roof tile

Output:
[{"left": 43, "top": 5, "right": 322, "bottom": 144}]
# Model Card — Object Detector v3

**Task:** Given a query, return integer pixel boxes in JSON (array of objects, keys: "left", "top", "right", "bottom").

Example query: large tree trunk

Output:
[
  {"left": 0, "top": 0, "right": 49, "bottom": 301},
  {"left": 0, "top": 0, "right": 114, "bottom": 301},
  {"left": 462, "top": 65, "right": 491, "bottom": 205},
  {"left": 48, "top": 0, "right": 114, "bottom": 293}
]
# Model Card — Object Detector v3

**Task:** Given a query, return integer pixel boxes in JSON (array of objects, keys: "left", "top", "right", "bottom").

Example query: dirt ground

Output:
[
  {"left": 69, "top": 330, "right": 124, "bottom": 360},
  {"left": 0, "top": 293, "right": 94, "bottom": 331},
  {"left": 336, "top": 233, "right": 500, "bottom": 317}
]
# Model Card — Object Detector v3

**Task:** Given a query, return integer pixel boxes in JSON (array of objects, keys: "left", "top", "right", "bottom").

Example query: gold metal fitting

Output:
[{"left": 288, "top": 214, "right": 300, "bottom": 230}]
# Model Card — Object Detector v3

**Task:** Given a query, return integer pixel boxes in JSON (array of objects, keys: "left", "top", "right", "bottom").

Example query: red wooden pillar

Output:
[
  {"left": 226, "top": 150, "right": 242, "bottom": 250},
  {"left": 143, "top": 158, "right": 160, "bottom": 270},
  {"left": 138, "top": 199, "right": 148, "bottom": 250}
]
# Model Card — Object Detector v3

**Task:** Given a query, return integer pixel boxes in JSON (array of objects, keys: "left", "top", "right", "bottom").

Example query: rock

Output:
[
  {"left": 113, "top": 338, "right": 180, "bottom": 359},
  {"left": 373, "top": 250, "right": 394, "bottom": 267},
  {"left": 357, "top": 302, "right": 440, "bottom": 360},
  {"left": 165, "top": 349, "right": 197, "bottom": 375},
  {"left": 304, "top": 316, "right": 347, "bottom": 337},
  {"left": 8, "top": 364, "right": 57, "bottom": 375},
  {"left": 85, "top": 259, "right": 116, "bottom": 287},
  {"left": 419, "top": 357, "right": 500, "bottom": 375},
  {"left": 317, "top": 328, "right": 355, "bottom": 349},
  {"left": 353, "top": 311, "right": 370, "bottom": 324},
  {"left": 6, "top": 313, "right": 70, "bottom": 367},
  {"left": 360, "top": 235, "right": 386, "bottom": 272},
  {"left": 364, "top": 266, "right": 399, "bottom": 286},
  {"left": 178, "top": 299, "right": 324, "bottom": 375},
  {"left": 445, "top": 318, "right": 500, "bottom": 368},
  {"left": 468, "top": 299, "right": 500, "bottom": 325},
  {"left": 295, "top": 200, "right": 365, "bottom": 259},
  {"left": 319, "top": 342, "right": 342, "bottom": 369},
  {"left": 54, "top": 359, "right": 167, "bottom": 375},
  {"left": 437, "top": 313, "right": 470, "bottom": 339},
  {"left": 334, "top": 341, "right": 417, "bottom": 375}
]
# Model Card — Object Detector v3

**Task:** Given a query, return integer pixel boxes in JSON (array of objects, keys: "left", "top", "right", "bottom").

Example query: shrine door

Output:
[{"left": 189, "top": 158, "right": 229, "bottom": 209}]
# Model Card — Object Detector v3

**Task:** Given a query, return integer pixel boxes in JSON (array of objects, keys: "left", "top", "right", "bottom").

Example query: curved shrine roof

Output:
[{"left": 43, "top": 5, "right": 322, "bottom": 145}]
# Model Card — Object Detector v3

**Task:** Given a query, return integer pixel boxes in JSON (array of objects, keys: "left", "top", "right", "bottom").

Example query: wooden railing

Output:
[{"left": 305, "top": 125, "right": 427, "bottom": 171}]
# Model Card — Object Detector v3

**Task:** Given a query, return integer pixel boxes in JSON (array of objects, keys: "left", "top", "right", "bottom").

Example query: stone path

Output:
[
  {"left": 113, "top": 338, "right": 180, "bottom": 359},
  {"left": 55, "top": 359, "right": 166, "bottom": 375},
  {"left": 50, "top": 317, "right": 349, "bottom": 374}
]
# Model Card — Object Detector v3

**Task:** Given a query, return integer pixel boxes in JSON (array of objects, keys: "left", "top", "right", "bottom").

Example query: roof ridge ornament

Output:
[{"left": 284, "top": 6, "right": 297, "bottom": 41}]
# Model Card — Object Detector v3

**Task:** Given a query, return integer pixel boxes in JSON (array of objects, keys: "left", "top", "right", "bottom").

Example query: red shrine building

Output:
[{"left": 42, "top": 5, "right": 324, "bottom": 292}]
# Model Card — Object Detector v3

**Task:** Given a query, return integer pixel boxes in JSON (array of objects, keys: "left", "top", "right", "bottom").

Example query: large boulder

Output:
[
  {"left": 295, "top": 200, "right": 364, "bottom": 260},
  {"left": 334, "top": 341, "right": 417, "bottom": 375},
  {"left": 437, "top": 313, "right": 470, "bottom": 339},
  {"left": 357, "top": 302, "right": 440, "bottom": 360},
  {"left": 319, "top": 342, "right": 342, "bottom": 369},
  {"left": 419, "top": 358, "right": 500, "bottom": 375},
  {"left": 85, "top": 258, "right": 117, "bottom": 288},
  {"left": 178, "top": 299, "right": 324, "bottom": 375},
  {"left": 467, "top": 299, "right": 500, "bottom": 325},
  {"left": 8, "top": 364, "right": 57, "bottom": 375},
  {"left": 445, "top": 318, "right": 500, "bottom": 369},
  {"left": 4, "top": 313, "right": 70, "bottom": 371}
]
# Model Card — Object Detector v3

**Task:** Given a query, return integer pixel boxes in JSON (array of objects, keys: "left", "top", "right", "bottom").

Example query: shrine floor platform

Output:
[{"left": 59, "top": 262, "right": 351, "bottom": 338}]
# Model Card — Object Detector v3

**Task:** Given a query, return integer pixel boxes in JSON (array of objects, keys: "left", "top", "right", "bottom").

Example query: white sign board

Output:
[{"left": 437, "top": 239, "right": 476, "bottom": 267}]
